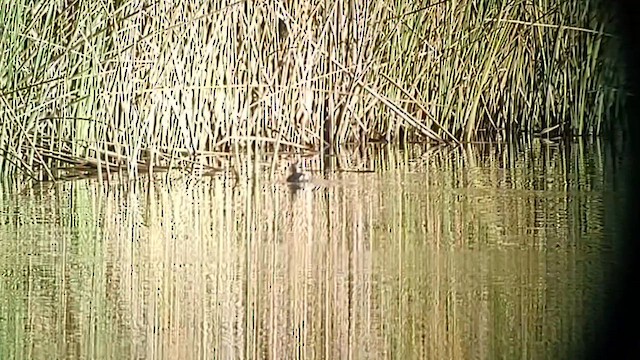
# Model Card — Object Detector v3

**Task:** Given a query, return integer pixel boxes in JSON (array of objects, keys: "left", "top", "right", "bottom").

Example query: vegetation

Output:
[{"left": 0, "top": 0, "right": 626, "bottom": 179}]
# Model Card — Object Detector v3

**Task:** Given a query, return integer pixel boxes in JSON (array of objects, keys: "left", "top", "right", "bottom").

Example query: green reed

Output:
[{"left": 0, "top": 0, "right": 625, "bottom": 179}]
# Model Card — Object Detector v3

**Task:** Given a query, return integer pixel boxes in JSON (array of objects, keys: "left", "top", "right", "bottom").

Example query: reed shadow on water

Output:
[{"left": 0, "top": 141, "right": 632, "bottom": 359}]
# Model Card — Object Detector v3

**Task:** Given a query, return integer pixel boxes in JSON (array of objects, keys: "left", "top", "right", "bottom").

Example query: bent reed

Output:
[{"left": 0, "top": 0, "right": 626, "bottom": 179}]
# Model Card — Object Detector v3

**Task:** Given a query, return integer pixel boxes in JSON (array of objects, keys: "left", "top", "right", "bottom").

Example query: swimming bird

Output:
[{"left": 286, "top": 162, "right": 310, "bottom": 183}]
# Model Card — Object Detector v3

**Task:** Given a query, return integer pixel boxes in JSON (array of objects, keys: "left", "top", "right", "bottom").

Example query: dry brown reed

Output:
[{"left": 0, "top": 0, "right": 625, "bottom": 179}]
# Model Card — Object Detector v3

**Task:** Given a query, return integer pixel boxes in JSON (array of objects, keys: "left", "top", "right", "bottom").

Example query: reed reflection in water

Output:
[{"left": 0, "top": 141, "right": 620, "bottom": 359}]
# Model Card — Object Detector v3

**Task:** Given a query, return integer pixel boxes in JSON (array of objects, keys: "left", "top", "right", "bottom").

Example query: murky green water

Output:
[{"left": 0, "top": 140, "right": 626, "bottom": 359}]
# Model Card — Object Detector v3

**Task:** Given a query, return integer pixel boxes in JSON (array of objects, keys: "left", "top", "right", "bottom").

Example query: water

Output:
[{"left": 0, "top": 140, "right": 627, "bottom": 359}]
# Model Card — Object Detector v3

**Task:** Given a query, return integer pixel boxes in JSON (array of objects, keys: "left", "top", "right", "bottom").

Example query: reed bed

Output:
[{"left": 0, "top": 0, "right": 625, "bottom": 179}]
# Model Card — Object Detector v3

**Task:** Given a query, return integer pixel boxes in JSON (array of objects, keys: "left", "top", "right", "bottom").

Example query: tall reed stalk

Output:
[{"left": 0, "top": 0, "right": 626, "bottom": 179}]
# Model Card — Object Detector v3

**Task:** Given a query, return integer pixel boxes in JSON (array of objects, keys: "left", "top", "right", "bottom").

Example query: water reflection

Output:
[{"left": 0, "top": 140, "right": 621, "bottom": 359}]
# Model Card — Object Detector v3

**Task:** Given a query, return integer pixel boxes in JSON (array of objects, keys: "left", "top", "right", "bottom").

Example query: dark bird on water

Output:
[{"left": 286, "top": 162, "right": 310, "bottom": 183}]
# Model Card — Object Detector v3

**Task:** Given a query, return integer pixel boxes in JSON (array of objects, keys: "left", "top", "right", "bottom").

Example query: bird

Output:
[
  {"left": 278, "top": 18, "right": 288, "bottom": 41},
  {"left": 286, "top": 162, "right": 310, "bottom": 183}
]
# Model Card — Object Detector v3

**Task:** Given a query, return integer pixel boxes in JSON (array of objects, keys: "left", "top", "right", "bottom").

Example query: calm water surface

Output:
[{"left": 0, "top": 141, "right": 627, "bottom": 359}]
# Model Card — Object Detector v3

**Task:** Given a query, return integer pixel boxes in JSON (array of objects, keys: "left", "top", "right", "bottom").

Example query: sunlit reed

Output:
[{"left": 0, "top": 1, "right": 625, "bottom": 179}]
